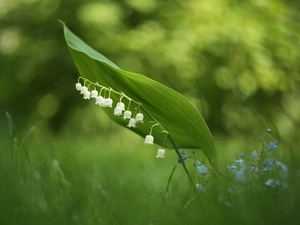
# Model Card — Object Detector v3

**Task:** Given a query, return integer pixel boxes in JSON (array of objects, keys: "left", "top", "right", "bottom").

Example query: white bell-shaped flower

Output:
[
  {"left": 95, "top": 96, "right": 105, "bottom": 106},
  {"left": 135, "top": 113, "right": 144, "bottom": 123},
  {"left": 127, "top": 118, "right": 136, "bottom": 128},
  {"left": 123, "top": 110, "right": 132, "bottom": 119},
  {"left": 113, "top": 106, "right": 123, "bottom": 116},
  {"left": 156, "top": 149, "right": 165, "bottom": 158},
  {"left": 116, "top": 102, "right": 125, "bottom": 111},
  {"left": 80, "top": 86, "right": 88, "bottom": 94},
  {"left": 91, "top": 90, "right": 98, "bottom": 98},
  {"left": 104, "top": 98, "right": 113, "bottom": 107},
  {"left": 75, "top": 83, "right": 82, "bottom": 91},
  {"left": 83, "top": 90, "right": 91, "bottom": 99},
  {"left": 144, "top": 135, "right": 154, "bottom": 145}
]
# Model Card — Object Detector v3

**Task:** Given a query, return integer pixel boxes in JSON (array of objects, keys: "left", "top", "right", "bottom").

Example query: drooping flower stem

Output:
[
  {"left": 167, "top": 134, "right": 201, "bottom": 202},
  {"left": 140, "top": 106, "right": 201, "bottom": 202}
]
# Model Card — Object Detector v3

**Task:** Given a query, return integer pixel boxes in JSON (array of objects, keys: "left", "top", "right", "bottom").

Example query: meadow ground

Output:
[{"left": 1, "top": 116, "right": 299, "bottom": 225}]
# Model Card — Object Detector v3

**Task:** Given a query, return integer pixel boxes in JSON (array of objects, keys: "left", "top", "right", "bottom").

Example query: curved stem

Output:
[
  {"left": 140, "top": 106, "right": 200, "bottom": 202},
  {"left": 167, "top": 134, "right": 201, "bottom": 202}
]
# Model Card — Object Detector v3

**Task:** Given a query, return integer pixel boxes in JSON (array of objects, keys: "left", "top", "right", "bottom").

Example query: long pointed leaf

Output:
[{"left": 61, "top": 22, "right": 218, "bottom": 168}]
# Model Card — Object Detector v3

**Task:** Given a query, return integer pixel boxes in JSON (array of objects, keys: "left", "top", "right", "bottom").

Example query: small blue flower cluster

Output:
[
  {"left": 193, "top": 128, "right": 292, "bottom": 199},
  {"left": 228, "top": 158, "right": 248, "bottom": 183},
  {"left": 227, "top": 128, "right": 288, "bottom": 189},
  {"left": 176, "top": 151, "right": 209, "bottom": 192},
  {"left": 195, "top": 160, "right": 209, "bottom": 192},
  {"left": 213, "top": 128, "right": 295, "bottom": 207}
]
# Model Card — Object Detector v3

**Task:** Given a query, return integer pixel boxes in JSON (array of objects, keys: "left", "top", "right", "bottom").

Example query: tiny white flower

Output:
[
  {"left": 80, "top": 86, "right": 88, "bottom": 94},
  {"left": 75, "top": 83, "right": 82, "bottom": 91},
  {"left": 196, "top": 184, "right": 207, "bottom": 192},
  {"left": 95, "top": 96, "right": 105, "bottom": 106},
  {"left": 144, "top": 135, "right": 154, "bottom": 145},
  {"left": 116, "top": 102, "right": 125, "bottom": 111},
  {"left": 156, "top": 149, "right": 165, "bottom": 158},
  {"left": 113, "top": 106, "right": 123, "bottom": 116},
  {"left": 127, "top": 118, "right": 136, "bottom": 128},
  {"left": 135, "top": 113, "right": 144, "bottom": 123},
  {"left": 104, "top": 98, "right": 113, "bottom": 107},
  {"left": 91, "top": 90, "right": 98, "bottom": 98},
  {"left": 123, "top": 110, "right": 132, "bottom": 119},
  {"left": 83, "top": 90, "right": 91, "bottom": 99}
]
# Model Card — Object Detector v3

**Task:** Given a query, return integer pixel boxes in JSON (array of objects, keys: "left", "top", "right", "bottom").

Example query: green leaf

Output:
[
  {"left": 6, "top": 112, "right": 31, "bottom": 165},
  {"left": 6, "top": 111, "right": 14, "bottom": 136},
  {"left": 61, "top": 22, "right": 218, "bottom": 168}
]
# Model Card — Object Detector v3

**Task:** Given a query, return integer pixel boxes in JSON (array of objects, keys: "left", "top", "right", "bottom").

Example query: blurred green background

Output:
[
  {"left": 1, "top": 0, "right": 300, "bottom": 155},
  {"left": 1, "top": 1, "right": 300, "bottom": 224}
]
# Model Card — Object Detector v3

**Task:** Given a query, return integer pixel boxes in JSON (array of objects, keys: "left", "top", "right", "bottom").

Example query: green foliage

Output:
[
  {"left": 1, "top": 0, "right": 300, "bottom": 224},
  {"left": 5, "top": 112, "right": 32, "bottom": 175},
  {"left": 1, "top": 116, "right": 299, "bottom": 225},
  {"left": 1, "top": 0, "right": 300, "bottom": 141},
  {"left": 61, "top": 22, "right": 217, "bottom": 167}
]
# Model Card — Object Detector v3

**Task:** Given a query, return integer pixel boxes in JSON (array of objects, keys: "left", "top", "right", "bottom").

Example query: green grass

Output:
[{"left": 1, "top": 118, "right": 300, "bottom": 225}]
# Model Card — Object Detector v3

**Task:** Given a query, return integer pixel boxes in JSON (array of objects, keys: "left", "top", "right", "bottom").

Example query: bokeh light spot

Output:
[
  {"left": 37, "top": 94, "right": 60, "bottom": 118},
  {"left": 77, "top": 2, "right": 122, "bottom": 27},
  {"left": 0, "top": 27, "right": 20, "bottom": 54},
  {"left": 214, "top": 67, "right": 236, "bottom": 90},
  {"left": 125, "top": 0, "right": 157, "bottom": 13}
]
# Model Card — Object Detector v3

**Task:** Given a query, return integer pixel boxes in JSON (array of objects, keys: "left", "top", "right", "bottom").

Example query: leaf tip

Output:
[{"left": 58, "top": 20, "right": 65, "bottom": 26}]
